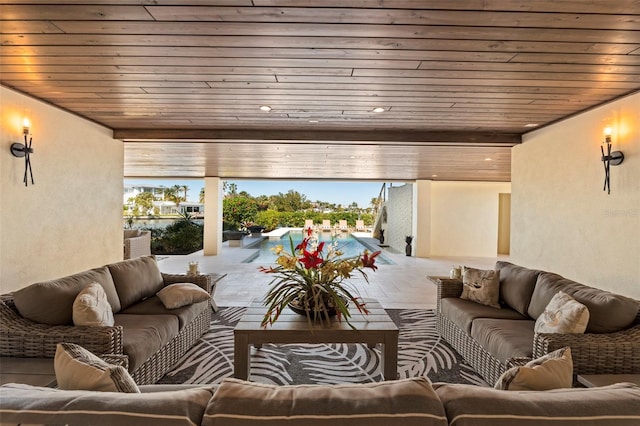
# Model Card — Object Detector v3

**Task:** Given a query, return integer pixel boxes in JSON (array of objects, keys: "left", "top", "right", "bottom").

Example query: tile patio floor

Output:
[{"left": 157, "top": 231, "right": 508, "bottom": 310}]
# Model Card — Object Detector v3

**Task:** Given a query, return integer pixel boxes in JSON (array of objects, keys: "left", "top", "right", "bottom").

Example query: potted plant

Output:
[{"left": 259, "top": 228, "right": 381, "bottom": 329}]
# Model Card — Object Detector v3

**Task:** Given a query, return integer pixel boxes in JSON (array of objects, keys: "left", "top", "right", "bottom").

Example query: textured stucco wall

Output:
[
  {"left": 511, "top": 91, "right": 640, "bottom": 299},
  {"left": 429, "top": 181, "right": 511, "bottom": 257},
  {"left": 1, "top": 86, "right": 123, "bottom": 293},
  {"left": 385, "top": 183, "right": 414, "bottom": 253}
]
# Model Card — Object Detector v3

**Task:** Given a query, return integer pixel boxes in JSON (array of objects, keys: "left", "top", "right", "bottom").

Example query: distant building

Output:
[
  {"left": 178, "top": 203, "right": 205, "bottom": 216},
  {"left": 123, "top": 184, "right": 166, "bottom": 204}
]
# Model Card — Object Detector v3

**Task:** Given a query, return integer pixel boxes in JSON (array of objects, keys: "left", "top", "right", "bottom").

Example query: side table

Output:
[{"left": 206, "top": 272, "right": 226, "bottom": 312}]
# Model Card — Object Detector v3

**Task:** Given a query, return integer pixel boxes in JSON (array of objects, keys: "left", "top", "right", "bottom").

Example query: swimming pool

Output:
[{"left": 248, "top": 231, "right": 392, "bottom": 265}]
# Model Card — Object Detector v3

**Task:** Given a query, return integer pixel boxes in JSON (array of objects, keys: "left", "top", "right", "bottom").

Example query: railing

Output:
[{"left": 373, "top": 182, "right": 386, "bottom": 216}]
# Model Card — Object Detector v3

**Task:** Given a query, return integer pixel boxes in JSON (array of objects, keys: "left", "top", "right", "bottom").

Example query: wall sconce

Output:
[
  {"left": 600, "top": 126, "right": 623, "bottom": 194},
  {"left": 10, "top": 117, "right": 35, "bottom": 186}
]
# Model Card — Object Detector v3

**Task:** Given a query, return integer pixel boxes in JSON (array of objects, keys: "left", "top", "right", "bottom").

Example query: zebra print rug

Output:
[{"left": 157, "top": 307, "right": 488, "bottom": 386}]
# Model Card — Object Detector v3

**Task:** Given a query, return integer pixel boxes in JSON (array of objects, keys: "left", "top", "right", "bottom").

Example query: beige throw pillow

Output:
[
  {"left": 461, "top": 266, "right": 500, "bottom": 308},
  {"left": 72, "top": 282, "right": 114, "bottom": 327},
  {"left": 156, "top": 282, "right": 210, "bottom": 309},
  {"left": 494, "top": 347, "right": 573, "bottom": 391},
  {"left": 54, "top": 343, "right": 139, "bottom": 393},
  {"left": 535, "top": 291, "right": 589, "bottom": 334}
]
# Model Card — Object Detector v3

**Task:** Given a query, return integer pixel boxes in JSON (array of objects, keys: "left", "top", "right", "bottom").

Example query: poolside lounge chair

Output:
[
  {"left": 304, "top": 219, "right": 314, "bottom": 232},
  {"left": 338, "top": 220, "right": 348, "bottom": 232},
  {"left": 355, "top": 220, "right": 365, "bottom": 232},
  {"left": 321, "top": 220, "right": 332, "bottom": 231}
]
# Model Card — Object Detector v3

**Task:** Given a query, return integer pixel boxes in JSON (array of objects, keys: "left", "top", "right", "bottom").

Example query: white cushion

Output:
[
  {"left": 72, "top": 282, "right": 114, "bottom": 327},
  {"left": 156, "top": 282, "right": 210, "bottom": 309},
  {"left": 535, "top": 291, "right": 589, "bottom": 334},
  {"left": 494, "top": 347, "right": 573, "bottom": 391},
  {"left": 54, "top": 343, "right": 139, "bottom": 393}
]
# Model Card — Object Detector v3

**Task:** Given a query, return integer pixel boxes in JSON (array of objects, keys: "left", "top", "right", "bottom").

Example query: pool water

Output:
[{"left": 250, "top": 231, "right": 391, "bottom": 265}]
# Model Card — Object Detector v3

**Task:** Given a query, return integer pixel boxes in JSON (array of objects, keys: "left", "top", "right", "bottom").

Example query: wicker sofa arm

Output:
[
  {"left": 100, "top": 353, "right": 130, "bottom": 370},
  {"left": 162, "top": 272, "right": 213, "bottom": 294},
  {"left": 0, "top": 297, "right": 124, "bottom": 358},
  {"left": 431, "top": 276, "right": 463, "bottom": 311},
  {"left": 533, "top": 324, "right": 640, "bottom": 374},
  {"left": 124, "top": 231, "right": 151, "bottom": 260}
]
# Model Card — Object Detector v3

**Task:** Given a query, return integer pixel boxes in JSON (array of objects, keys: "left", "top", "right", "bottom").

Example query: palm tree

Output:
[
  {"left": 181, "top": 185, "right": 189, "bottom": 202},
  {"left": 199, "top": 187, "right": 205, "bottom": 204}
]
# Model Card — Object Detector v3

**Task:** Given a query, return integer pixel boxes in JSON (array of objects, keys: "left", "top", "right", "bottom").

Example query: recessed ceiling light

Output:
[
  {"left": 431, "top": 174, "right": 438, "bottom": 178},
  {"left": 309, "top": 120, "right": 319, "bottom": 123},
  {"left": 284, "top": 154, "right": 291, "bottom": 158},
  {"left": 349, "top": 155, "right": 356, "bottom": 159},
  {"left": 484, "top": 157, "right": 493, "bottom": 161},
  {"left": 373, "top": 107, "right": 385, "bottom": 113},
  {"left": 524, "top": 123, "right": 539, "bottom": 127},
  {"left": 259, "top": 105, "right": 272, "bottom": 111}
]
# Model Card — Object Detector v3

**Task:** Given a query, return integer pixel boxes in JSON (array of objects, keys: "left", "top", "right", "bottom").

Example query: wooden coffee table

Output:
[{"left": 234, "top": 298, "right": 399, "bottom": 381}]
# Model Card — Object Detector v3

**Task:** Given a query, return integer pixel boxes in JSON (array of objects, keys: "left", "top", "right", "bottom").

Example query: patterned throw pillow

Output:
[
  {"left": 494, "top": 347, "right": 573, "bottom": 391},
  {"left": 534, "top": 291, "right": 589, "bottom": 334},
  {"left": 156, "top": 282, "right": 210, "bottom": 309},
  {"left": 54, "top": 343, "right": 139, "bottom": 393},
  {"left": 460, "top": 267, "right": 500, "bottom": 308},
  {"left": 72, "top": 282, "right": 115, "bottom": 327}
]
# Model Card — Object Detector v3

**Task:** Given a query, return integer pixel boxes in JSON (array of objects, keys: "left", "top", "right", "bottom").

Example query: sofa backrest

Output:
[
  {"left": 108, "top": 256, "right": 165, "bottom": 310},
  {"left": 433, "top": 382, "right": 640, "bottom": 425},
  {"left": 0, "top": 383, "right": 214, "bottom": 426},
  {"left": 13, "top": 266, "right": 121, "bottom": 325},
  {"left": 495, "top": 261, "right": 541, "bottom": 316},
  {"left": 528, "top": 272, "right": 639, "bottom": 333}
]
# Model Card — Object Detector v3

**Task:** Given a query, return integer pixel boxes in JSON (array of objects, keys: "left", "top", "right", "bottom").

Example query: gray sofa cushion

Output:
[
  {"left": 441, "top": 298, "right": 528, "bottom": 334},
  {"left": 114, "top": 314, "right": 180, "bottom": 371},
  {"left": 203, "top": 377, "right": 448, "bottom": 426},
  {"left": 433, "top": 382, "right": 640, "bottom": 426},
  {"left": 120, "top": 296, "right": 209, "bottom": 329},
  {"left": 470, "top": 318, "right": 535, "bottom": 362},
  {"left": 528, "top": 272, "right": 638, "bottom": 333},
  {"left": 0, "top": 383, "right": 214, "bottom": 426},
  {"left": 108, "top": 256, "right": 164, "bottom": 310},
  {"left": 13, "top": 266, "right": 121, "bottom": 325},
  {"left": 495, "top": 261, "right": 541, "bottom": 316}
]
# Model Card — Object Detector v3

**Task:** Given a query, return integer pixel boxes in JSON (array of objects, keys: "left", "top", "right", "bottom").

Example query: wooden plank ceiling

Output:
[{"left": 2, "top": 1, "right": 639, "bottom": 182}]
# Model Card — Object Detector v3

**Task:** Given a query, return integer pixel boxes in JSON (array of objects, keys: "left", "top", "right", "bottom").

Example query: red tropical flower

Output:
[
  {"left": 299, "top": 249, "right": 323, "bottom": 269},
  {"left": 361, "top": 250, "right": 381, "bottom": 271}
]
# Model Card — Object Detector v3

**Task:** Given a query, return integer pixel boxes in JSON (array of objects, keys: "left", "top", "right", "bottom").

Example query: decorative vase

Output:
[{"left": 405, "top": 236, "right": 413, "bottom": 256}]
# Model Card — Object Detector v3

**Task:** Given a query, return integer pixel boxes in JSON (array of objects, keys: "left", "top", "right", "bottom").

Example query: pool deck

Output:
[{"left": 157, "top": 228, "right": 507, "bottom": 310}]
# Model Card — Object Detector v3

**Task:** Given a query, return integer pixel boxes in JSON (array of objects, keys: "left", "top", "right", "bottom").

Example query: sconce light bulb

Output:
[
  {"left": 22, "top": 117, "right": 31, "bottom": 134},
  {"left": 603, "top": 126, "right": 612, "bottom": 144}
]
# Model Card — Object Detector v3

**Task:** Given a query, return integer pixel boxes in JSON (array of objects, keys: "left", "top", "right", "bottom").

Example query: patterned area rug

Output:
[{"left": 157, "top": 307, "right": 488, "bottom": 386}]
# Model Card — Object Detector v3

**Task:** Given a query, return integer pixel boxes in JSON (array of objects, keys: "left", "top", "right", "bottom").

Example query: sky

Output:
[{"left": 124, "top": 179, "right": 391, "bottom": 207}]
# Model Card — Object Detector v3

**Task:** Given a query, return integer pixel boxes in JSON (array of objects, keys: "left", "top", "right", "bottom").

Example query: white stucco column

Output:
[
  {"left": 413, "top": 180, "right": 432, "bottom": 258},
  {"left": 203, "top": 177, "right": 223, "bottom": 255}
]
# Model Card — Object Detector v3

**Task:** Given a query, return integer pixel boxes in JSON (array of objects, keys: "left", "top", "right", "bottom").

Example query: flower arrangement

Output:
[{"left": 259, "top": 227, "right": 381, "bottom": 328}]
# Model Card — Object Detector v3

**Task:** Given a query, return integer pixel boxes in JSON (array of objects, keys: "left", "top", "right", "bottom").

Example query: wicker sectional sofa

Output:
[
  {"left": 435, "top": 261, "right": 640, "bottom": 385},
  {"left": 0, "top": 256, "right": 213, "bottom": 385}
]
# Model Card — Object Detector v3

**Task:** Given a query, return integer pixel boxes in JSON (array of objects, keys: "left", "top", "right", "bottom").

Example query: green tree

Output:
[
  {"left": 223, "top": 195, "right": 258, "bottom": 229},
  {"left": 130, "top": 192, "right": 155, "bottom": 216},
  {"left": 270, "top": 190, "right": 311, "bottom": 212},
  {"left": 225, "top": 182, "right": 238, "bottom": 197},
  {"left": 164, "top": 184, "right": 186, "bottom": 207},
  {"left": 181, "top": 185, "right": 189, "bottom": 202}
]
